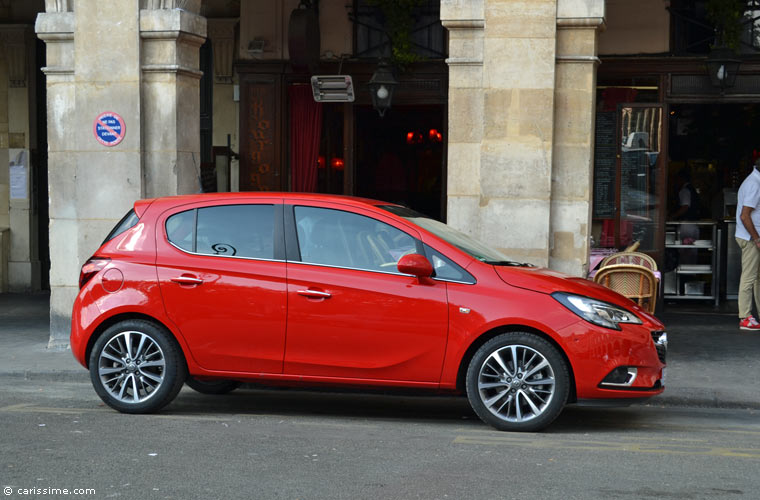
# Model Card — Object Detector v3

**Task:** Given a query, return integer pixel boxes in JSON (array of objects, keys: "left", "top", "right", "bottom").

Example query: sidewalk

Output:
[{"left": 1, "top": 293, "right": 758, "bottom": 410}]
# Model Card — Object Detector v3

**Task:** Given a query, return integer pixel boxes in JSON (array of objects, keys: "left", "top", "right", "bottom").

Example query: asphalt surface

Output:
[
  {"left": 0, "top": 292, "right": 758, "bottom": 411},
  {"left": 1, "top": 293, "right": 759, "bottom": 499},
  {"left": 1, "top": 379, "right": 758, "bottom": 500}
]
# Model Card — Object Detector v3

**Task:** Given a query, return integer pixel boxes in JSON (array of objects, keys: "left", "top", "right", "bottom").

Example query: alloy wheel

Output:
[
  {"left": 97, "top": 330, "right": 166, "bottom": 404},
  {"left": 477, "top": 344, "right": 556, "bottom": 423}
]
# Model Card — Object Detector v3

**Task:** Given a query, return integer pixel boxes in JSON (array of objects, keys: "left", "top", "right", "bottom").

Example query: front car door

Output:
[
  {"left": 283, "top": 202, "right": 449, "bottom": 383},
  {"left": 155, "top": 199, "right": 287, "bottom": 373}
]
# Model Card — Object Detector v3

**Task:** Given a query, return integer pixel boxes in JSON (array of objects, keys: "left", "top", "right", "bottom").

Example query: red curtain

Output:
[{"left": 289, "top": 84, "right": 323, "bottom": 192}]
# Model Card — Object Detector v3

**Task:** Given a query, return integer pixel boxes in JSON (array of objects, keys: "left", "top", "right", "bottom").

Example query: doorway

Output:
[{"left": 355, "top": 105, "right": 445, "bottom": 220}]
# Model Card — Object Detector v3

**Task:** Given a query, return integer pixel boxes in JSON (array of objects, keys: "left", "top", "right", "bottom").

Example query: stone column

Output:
[
  {"left": 140, "top": 4, "right": 206, "bottom": 198},
  {"left": 36, "top": 0, "right": 206, "bottom": 348},
  {"left": 444, "top": 0, "right": 559, "bottom": 267},
  {"left": 36, "top": 7, "right": 75, "bottom": 347},
  {"left": 550, "top": 0, "right": 605, "bottom": 276},
  {"left": 441, "top": 0, "right": 485, "bottom": 239}
]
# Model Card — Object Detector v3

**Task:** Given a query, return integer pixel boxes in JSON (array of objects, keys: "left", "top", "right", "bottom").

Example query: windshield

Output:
[{"left": 379, "top": 205, "right": 521, "bottom": 265}]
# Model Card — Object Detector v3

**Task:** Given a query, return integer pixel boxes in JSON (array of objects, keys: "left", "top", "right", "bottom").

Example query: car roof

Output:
[{"left": 135, "top": 192, "right": 399, "bottom": 215}]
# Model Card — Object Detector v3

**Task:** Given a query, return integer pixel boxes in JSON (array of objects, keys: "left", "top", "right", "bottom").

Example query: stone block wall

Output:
[{"left": 443, "top": 0, "right": 604, "bottom": 276}]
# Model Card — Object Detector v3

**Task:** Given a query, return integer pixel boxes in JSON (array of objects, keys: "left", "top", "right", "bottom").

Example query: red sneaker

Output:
[{"left": 740, "top": 316, "right": 760, "bottom": 330}]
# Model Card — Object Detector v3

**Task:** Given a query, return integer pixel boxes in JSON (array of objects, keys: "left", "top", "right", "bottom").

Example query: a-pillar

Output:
[{"left": 550, "top": 0, "right": 605, "bottom": 276}]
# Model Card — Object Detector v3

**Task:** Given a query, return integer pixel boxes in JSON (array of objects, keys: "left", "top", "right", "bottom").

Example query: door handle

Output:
[
  {"left": 171, "top": 276, "right": 204, "bottom": 285},
  {"left": 297, "top": 289, "right": 331, "bottom": 299}
]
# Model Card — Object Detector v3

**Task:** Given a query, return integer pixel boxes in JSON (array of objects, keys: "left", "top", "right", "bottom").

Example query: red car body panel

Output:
[{"left": 71, "top": 192, "right": 665, "bottom": 403}]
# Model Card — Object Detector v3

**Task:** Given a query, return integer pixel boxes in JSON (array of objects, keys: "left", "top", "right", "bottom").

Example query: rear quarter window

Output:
[{"left": 103, "top": 209, "right": 140, "bottom": 245}]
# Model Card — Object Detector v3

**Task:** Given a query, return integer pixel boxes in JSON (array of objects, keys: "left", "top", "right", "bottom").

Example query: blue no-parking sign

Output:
[{"left": 93, "top": 112, "right": 126, "bottom": 147}]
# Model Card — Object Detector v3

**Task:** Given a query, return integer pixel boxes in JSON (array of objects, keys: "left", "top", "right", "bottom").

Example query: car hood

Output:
[{"left": 493, "top": 265, "right": 662, "bottom": 326}]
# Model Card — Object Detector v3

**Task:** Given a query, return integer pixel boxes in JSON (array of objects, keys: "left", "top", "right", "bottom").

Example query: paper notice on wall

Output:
[{"left": 9, "top": 149, "right": 28, "bottom": 199}]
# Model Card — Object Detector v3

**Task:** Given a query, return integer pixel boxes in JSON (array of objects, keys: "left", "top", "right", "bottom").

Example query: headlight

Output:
[{"left": 552, "top": 292, "right": 642, "bottom": 330}]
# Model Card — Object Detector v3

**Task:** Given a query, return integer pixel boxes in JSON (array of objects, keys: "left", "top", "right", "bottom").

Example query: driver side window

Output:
[{"left": 294, "top": 206, "right": 417, "bottom": 273}]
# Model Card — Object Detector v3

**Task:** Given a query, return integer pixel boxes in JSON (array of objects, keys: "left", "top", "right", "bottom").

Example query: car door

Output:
[
  {"left": 155, "top": 199, "right": 287, "bottom": 373},
  {"left": 283, "top": 203, "right": 449, "bottom": 383}
]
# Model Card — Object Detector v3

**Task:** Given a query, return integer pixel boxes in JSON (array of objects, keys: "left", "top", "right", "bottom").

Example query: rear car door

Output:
[
  {"left": 155, "top": 199, "right": 287, "bottom": 373},
  {"left": 283, "top": 203, "right": 449, "bottom": 383}
]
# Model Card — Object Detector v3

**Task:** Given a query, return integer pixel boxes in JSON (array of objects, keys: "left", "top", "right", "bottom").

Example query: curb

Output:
[{"left": 648, "top": 391, "right": 760, "bottom": 411}]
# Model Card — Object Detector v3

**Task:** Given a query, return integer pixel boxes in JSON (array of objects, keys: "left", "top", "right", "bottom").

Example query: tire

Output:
[
  {"left": 185, "top": 377, "right": 240, "bottom": 395},
  {"left": 88, "top": 319, "right": 187, "bottom": 414},
  {"left": 466, "top": 332, "right": 570, "bottom": 432}
]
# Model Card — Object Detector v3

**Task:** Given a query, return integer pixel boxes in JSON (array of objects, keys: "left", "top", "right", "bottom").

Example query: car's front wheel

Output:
[
  {"left": 89, "top": 320, "right": 186, "bottom": 413},
  {"left": 466, "top": 332, "right": 569, "bottom": 432}
]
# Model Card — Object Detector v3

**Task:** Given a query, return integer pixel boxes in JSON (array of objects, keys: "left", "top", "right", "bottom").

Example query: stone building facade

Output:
[{"left": 0, "top": 0, "right": 672, "bottom": 346}]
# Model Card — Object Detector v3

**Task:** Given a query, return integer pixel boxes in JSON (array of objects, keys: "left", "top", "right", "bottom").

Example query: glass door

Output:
[{"left": 595, "top": 104, "right": 666, "bottom": 263}]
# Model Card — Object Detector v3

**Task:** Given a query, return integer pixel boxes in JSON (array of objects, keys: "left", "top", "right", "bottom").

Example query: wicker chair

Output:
[
  {"left": 593, "top": 264, "right": 658, "bottom": 313},
  {"left": 600, "top": 251, "right": 658, "bottom": 272}
]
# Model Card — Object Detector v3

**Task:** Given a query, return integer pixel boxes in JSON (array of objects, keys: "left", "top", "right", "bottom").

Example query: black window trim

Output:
[
  {"left": 422, "top": 243, "right": 477, "bottom": 285},
  {"left": 102, "top": 208, "right": 140, "bottom": 245}
]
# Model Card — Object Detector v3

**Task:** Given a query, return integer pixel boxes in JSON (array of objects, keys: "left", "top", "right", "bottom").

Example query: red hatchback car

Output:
[{"left": 71, "top": 193, "right": 667, "bottom": 431}]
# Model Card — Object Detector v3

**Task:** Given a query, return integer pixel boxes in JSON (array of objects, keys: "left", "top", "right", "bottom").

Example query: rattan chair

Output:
[
  {"left": 593, "top": 264, "right": 658, "bottom": 313},
  {"left": 600, "top": 251, "right": 658, "bottom": 271}
]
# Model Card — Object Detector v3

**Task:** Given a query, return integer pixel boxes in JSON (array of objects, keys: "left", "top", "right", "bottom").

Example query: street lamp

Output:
[
  {"left": 706, "top": 46, "right": 741, "bottom": 94},
  {"left": 368, "top": 60, "right": 398, "bottom": 117}
]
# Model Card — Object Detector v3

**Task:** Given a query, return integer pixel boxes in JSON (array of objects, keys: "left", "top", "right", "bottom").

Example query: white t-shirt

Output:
[{"left": 736, "top": 167, "right": 760, "bottom": 241}]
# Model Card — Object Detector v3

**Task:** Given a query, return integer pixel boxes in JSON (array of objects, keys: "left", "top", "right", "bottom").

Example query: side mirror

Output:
[{"left": 397, "top": 253, "right": 433, "bottom": 278}]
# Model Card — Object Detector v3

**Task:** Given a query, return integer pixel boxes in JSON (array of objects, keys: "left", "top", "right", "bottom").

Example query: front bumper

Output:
[{"left": 558, "top": 321, "right": 667, "bottom": 401}]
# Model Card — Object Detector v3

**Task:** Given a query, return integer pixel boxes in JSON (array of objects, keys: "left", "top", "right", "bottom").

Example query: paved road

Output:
[{"left": 2, "top": 381, "right": 758, "bottom": 500}]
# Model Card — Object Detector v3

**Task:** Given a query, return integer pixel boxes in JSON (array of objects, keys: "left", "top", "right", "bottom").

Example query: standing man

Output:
[{"left": 735, "top": 161, "right": 760, "bottom": 330}]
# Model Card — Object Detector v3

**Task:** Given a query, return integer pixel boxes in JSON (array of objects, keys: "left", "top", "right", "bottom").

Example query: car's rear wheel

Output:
[
  {"left": 89, "top": 319, "right": 186, "bottom": 413},
  {"left": 185, "top": 377, "right": 240, "bottom": 395},
  {"left": 466, "top": 332, "right": 569, "bottom": 432}
]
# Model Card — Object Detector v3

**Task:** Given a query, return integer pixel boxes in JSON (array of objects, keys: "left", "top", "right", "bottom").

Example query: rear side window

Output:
[
  {"left": 103, "top": 209, "right": 140, "bottom": 245},
  {"left": 166, "top": 204, "right": 275, "bottom": 259}
]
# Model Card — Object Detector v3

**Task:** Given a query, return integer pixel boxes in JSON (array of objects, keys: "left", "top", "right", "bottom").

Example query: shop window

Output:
[
  {"left": 352, "top": 0, "right": 446, "bottom": 59},
  {"left": 592, "top": 105, "right": 665, "bottom": 256},
  {"left": 671, "top": 0, "right": 760, "bottom": 55}
]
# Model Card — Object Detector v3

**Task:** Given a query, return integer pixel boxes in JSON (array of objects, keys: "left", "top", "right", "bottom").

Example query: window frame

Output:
[{"left": 163, "top": 201, "right": 285, "bottom": 263}]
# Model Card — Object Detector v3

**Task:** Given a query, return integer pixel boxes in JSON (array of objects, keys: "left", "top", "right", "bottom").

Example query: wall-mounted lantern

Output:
[
  {"left": 368, "top": 60, "right": 398, "bottom": 117},
  {"left": 706, "top": 46, "right": 741, "bottom": 93}
]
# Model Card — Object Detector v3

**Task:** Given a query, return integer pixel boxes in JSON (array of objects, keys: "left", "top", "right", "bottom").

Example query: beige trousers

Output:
[{"left": 737, "top": 237, "right": 760, "bottom": 318}]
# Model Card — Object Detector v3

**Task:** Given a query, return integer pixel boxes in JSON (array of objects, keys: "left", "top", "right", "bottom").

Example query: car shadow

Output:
[{"left": 162, "top": 385, "right": 658, "bottom": 432}]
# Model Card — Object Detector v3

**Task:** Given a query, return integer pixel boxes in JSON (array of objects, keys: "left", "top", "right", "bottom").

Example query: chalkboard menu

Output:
[{"left": 593, "top": 112, "right": 616, "bottom": 219}]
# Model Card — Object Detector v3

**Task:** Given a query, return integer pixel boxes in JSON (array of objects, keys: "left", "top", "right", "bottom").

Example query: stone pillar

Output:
[
  {"left": 550, "top": 0, "right": 605, "bottom": 276},
  {"left": 441, "top": 0, "right": 485, "bottom": 240},
  {"left": 444, "top": 0, "right": 559, "bottom": 267},
  {"left": 140, "top": 6, "right": 206, "bottom": 198},
  {"left": 36, "top": 5, "right": 75, "bottom": 346},
  {"left": 36, "top": 0, "right": 206, "bottom": 348}
]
